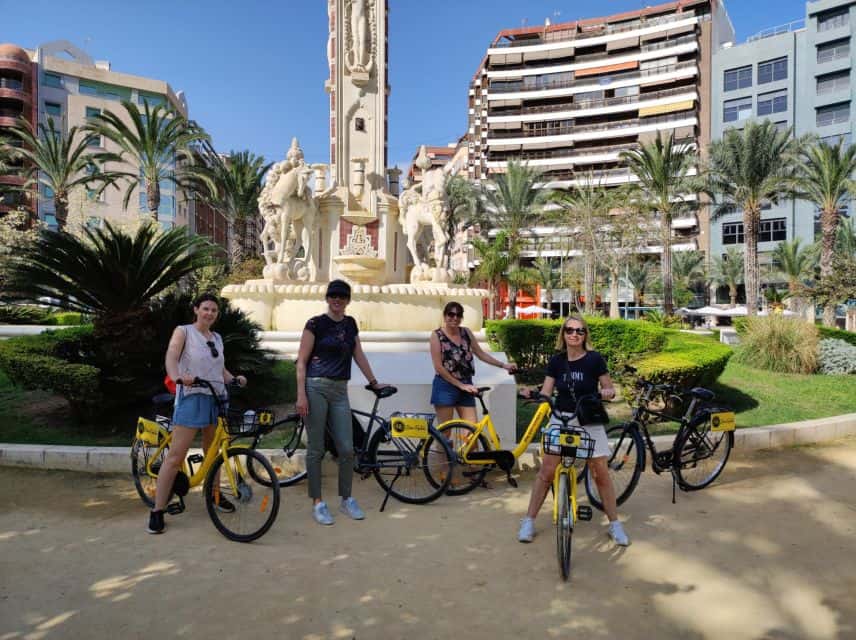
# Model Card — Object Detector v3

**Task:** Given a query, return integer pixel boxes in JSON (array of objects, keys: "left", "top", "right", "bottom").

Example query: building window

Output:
[
  {"left": 614, "top": 85, "right": 639, "bottom": 98},
  {"left": 86, "top": 216, "right": 102, "bottom": 228},
  {"left": 44, "top": 102, "right": 62, "bottom": 117},
  {"left": 816, "top": 102, "right": 850, "bottom": 127},
  {"left": 758, "top": 218, "right": 787, "bottom": 242},
  {"left": 758, "top": 57, "right": 787, "bottom": 84},
  {"left": 817, "top": 71, "right": 850, "bottom": 95},
  {"left": 723, "top": 96, "right": 753, "bottom": 122},
  {"left": 773, "top": 121, "right": 789, "bottom": 132},
  {"left": 138, "top": 92, "right": 166, "bottom": 108},
  {"left": 724, "top": 65, "right": 752, "bottom": 91},
  {"left": 723, "top": 222, "right": 744, "bottom": 245},
  {"left": 78, "top": 80, "right": 128, "bottom": 101},
  {"left": 43, "top": 72, "right": 62, "bottom": 88},
  {"left": 817, "top": 39, "right": 850, "bottom": 63},
  {"left": 818, "top": 8, "right": 849, "bottom": 32},
  {"left": 42, "top": 184, "right": 54, "bottom": 199},
  {"left": 757, "top": 90, "right": 787, "bottom": 116},
  {"left": 821, "top": 132, "right": 852, "bottom": 146},
  {"left": 43, "top": 214, "right": 58, "bottom": 229}
]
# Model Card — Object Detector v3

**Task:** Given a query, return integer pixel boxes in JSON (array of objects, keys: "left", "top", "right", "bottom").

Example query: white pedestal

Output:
[{"left": 347, "top": 351, "right": 518, "bottom": 446}]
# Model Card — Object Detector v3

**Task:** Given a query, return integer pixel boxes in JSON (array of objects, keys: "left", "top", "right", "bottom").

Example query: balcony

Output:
[
  {"left": 488, "top": 61, "right": 698, "bottom": 98},
  {"left": 488, "top": 140, "right": 638, "bottom": 163},
  {"left": 0, "top": 55, "right": 31, "bottom": 75}
]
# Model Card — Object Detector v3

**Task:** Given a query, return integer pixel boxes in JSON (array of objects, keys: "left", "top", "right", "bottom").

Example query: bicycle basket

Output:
[
  {"left": 541, "top": 427, "right": 595, "bottom": 461},
  {"left": 225, "top": 408, "right": 275, "bottom": 436}
]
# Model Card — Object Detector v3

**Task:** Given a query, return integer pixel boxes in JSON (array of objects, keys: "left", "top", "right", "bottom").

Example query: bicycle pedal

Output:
[
  {"left": 166, "top": 501, "right": 185, "bottom": 515},
  {"left": 577, "top": 505, "right": 593, "bottom": 521},
  {"left": 187, "top": 454, "right": 204, "bottom": 464}
]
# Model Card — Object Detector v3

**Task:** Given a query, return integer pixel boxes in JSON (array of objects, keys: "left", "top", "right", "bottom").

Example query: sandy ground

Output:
[{"left": 1, "top": 439, "right": 856, "bottom": 640}]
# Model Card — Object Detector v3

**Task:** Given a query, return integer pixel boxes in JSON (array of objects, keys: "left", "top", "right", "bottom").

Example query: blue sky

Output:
[{"left": 5, "top": 0, "right": 808, "bottom": 171}]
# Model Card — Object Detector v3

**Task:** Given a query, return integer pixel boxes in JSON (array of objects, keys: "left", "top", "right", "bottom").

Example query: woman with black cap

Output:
[{"left": 295, "top": 279, "right": 385, "bottom": 526}]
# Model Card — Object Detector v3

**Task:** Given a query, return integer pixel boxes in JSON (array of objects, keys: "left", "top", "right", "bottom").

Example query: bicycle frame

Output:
[{"left": 551, "top": 462, "right": 577, "bottom": 525}]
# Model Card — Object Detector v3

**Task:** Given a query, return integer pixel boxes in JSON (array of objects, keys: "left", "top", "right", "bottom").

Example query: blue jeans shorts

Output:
[
  {"left": 430, "top": 375, "right": 476, "bottom": 408},
  {"left": 172, "top": 389, "right": 220, "bottom": 428}
]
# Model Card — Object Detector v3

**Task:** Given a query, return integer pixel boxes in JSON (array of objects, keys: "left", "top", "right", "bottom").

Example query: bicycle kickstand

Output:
[{"left": 379, "top": 466, "right": 403, "bottom": 513}]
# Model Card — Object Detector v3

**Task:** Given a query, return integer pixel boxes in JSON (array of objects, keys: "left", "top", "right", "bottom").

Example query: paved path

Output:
[{"left": 2, "top": 438, "right": 856, "bottom": 640}]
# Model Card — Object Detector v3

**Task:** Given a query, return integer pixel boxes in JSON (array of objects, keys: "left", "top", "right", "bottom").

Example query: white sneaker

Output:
[
  {"left": 518, "top": 516, "right": 535, "bottom": 543},
  {"left": 339, "top": 497, "right": 365, "bottom": 520},
  {"left": 313, "top": 501, "right": 334, "bottom": 526},
  {"left": 608, "top": 520, "right": 630, "bottom": 546}
]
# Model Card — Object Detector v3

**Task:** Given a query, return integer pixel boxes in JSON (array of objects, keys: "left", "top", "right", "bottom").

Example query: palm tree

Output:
[
  {"left": 444, "top": 174, "right": 482, "bottom": 265},
  {"left": 625, "top": 260, "right": 652, "bottom": 308},
  {"left": 621, "top": 132, "right": 699, "bottom": 315},
  {"left": 837, "top": 216, "right": 856, "bottom": 256},
  {"left": 531, "top": 256, "right": 560, "bottom": 312},
  {"left": 672, "top": 250, "right": 706, "bottom": 291},
  {"left": 198, "top": 148, "right": 271, "bottom": 266},
  {"left": 4, "top": 117, "right": 120, "bottom": 231},
  {"left": 770, "top": 239, "right": 816, "bottom": 307},
  {"left": 480, "top": 160, "right": 550, "bottom": 317},
  {"left": 470, "top": 232, "right": 509, "bottom": 320},
  {"left": 709, "top": 248, "right": 745, "bottom": 307},
  {"left": 84, "top": 100, "right": 210, "bottom": 221},
  {"left": 707, "top": 121, "right": 801, "bottom": 316},
  {"left": 796, "top": 140, "right": 856, "bottom": 326},
  {"left": 552, "top": 177, "right": 613, "bottom": 314}
]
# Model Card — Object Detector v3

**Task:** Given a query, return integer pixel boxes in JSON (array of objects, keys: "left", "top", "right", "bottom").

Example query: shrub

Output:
[
  {"left": 642, "top": 309, "right": 682, "bottom": 328},
  {"left": 817, "top": 326, "right": 856, "bottom": 348},
  {"left": 817, "top": 338, "right": 856, "bottom": 375},
  {"left": 734, "top": 315, "right": 818, "bottom": 374},
  {"left": 49, "top": 311, "right": 86, "bottom": 326},
  {"left": 633, "top": 331, "right": 733, "bottom": 389},
  {"left": 485, "top": 317, "right": 666, "bottom": 376},
  {"left": 733, "top": 317, "right": 747, "bottom": 334},
  {"left": 0, "top": 304, "right": 52, "bottom": 325}
]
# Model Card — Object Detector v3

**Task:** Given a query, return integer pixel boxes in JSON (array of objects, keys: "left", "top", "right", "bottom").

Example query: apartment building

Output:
[
  {"left": 466, "top": 0, "right": 735, "bottom": 271},
  {"left": 0, "top": 43, "right": 37, "bottom": 216},
  {"left": 711, "top": 0, "right": 856, "bottom": 295},
  {"left": 9, "top": 40, "right": 197, "bottom": 234}
]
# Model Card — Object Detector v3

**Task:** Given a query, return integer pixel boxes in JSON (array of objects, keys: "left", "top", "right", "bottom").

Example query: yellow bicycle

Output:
[{"left": 131, "top": 379, "right": 280, "bottom": 542}]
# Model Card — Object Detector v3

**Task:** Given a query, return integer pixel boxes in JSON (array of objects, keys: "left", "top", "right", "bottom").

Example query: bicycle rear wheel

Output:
[
  {"left": 556, "top": 472, "right": 573, "bottom": 581},
  {"left": 436, "top": 421, "right": 491, "bottom": 495},
  {"left": 585, "top": 423, "right": 644, "bottom": 511},
  {"left": 252, "top": 418, "right": 307, "bottom": 488},
  {"left": 204, "top": 448, "right": 280, "bottom": 542},
  {"left": 131, "top": 438, "right": 167, "bottom": 508},
  {"left": 368, "top": 425, "right": 453, "bottom": 504},
  {"left": 673, "top": 422, "right": 733, "bottom": 491}
]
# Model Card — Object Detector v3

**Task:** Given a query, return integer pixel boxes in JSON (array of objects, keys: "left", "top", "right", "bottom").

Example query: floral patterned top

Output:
[{"left": 435, "top": 328, "right": 475, "bottom": 380}]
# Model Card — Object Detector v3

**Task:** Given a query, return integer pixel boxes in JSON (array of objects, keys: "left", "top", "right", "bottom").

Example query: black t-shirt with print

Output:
[
  {"left": 305, "top": 314, "right": 359, "bottom": 380},
  {"left": 546, "top": 350, "right": 608, "bottom": 412}
]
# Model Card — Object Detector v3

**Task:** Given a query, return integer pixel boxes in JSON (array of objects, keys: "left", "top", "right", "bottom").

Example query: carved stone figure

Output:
[
  {"left": 258, "top": 138, "right": 319, "bottom": 282},
  {"left": 345, "top": 0, "right": 374, "bottom": 77},
  {"left": 398, "top": 165, "right": 451, "bottom": 284}
]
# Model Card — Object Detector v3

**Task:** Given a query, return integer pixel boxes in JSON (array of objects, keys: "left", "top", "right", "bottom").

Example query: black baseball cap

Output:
[{"left": 325, "top": 279, "right": 351, "bottom": 298}]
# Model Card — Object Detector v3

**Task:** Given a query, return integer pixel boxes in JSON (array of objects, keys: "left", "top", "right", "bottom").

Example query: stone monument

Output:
[{"left": 222, "top": 0, "right": 487, "bottom": 332}]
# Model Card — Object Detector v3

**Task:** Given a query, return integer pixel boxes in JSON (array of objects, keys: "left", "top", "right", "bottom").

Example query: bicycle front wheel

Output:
[
  {"left": 368, "top": 425, "right": 454, "bottom": 504},
  {"left": 204, "top": 448, "right": 280, "bottom": 542},
  {"left": 585, "top": 423, "right": 644, "bottom": 511},
  {"left": 673, "top": 422, "right": 733, "bottom": 491},
  {"left": 556, "top": 472, "right": 573, "bottom": 581},
  {"left": 252, "top": 419, "right": 307, "bottom": 488},
  {"left": 131, "top": 438, "right": 167, "bottom": 508},
  {"left": 436, "top": 421, "right": 491, "bottom": 495}
]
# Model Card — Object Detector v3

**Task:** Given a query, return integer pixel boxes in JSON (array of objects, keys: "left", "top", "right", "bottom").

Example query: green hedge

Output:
[
  {"left": 818, "top": 326, "right": 856, "bottom": 348},
  {"left": 0, "top": 327, "right": 101, "bottom": 410},
  {"left": 0, "top": 305, "right": 85, "bottom": 326},
  {"left": 485, "top": 317, "right": 667, "bottom": 375},
  {"left": 632, "top": 331, "right": 733, "bottom": 389}
]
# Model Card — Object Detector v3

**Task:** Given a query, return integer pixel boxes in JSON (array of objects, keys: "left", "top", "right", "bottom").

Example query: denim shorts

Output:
[
  {"left": 172, "top": 390, "right": 220, "bottom": 428},
  {"left": 430, "top": 375, "right": 476, "bottom": 408}
]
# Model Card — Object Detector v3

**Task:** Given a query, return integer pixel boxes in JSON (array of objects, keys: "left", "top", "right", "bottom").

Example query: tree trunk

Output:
[
  {"left": 820, "top": 206, "right": 839, "bottom": 327},
  {"left": 147, "top": 180, "right": 160, "bottom": 223},
  {"left": 609, "top": 269, "right": 620, "bottom": 319},
  {"left": 743, "top": 206, "right": 760, "bottom": 317},
  {"left": 54, "top": 193, "right": 68, "bottom": 232},
  {"left": 230, "top": 217, "right": 245, "bottom": 267},
  {"left": 584, "top": 254, "right": 595, "bottom": 315},
  {"left": 729, "top": 285, "right": 737, "bottom": 307},
  {"left": 488, "top": 281, "right": 496, "bottom": 320},
  {"left": 661, "top": 218, "right": 673, "bottom": 316}
]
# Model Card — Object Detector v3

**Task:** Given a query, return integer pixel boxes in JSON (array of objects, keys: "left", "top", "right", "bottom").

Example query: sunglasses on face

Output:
[
  {"left": 563, "top": 327, "right": 586, "bottom": 336},
  {"left": 327, "top": 293, "right": 350, "bottom": 301},
  {"left": 446, "top": 312, "right": 463, "bottom": 319},
  {"left": 206, "top": 340, "right": 219, "bottom": 358}
]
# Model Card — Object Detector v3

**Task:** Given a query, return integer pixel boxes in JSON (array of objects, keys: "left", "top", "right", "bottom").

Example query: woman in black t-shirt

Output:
[
  {"left": 296, "top": 279, "right": 386, "bottom": 527},
  {"left": 517, "top": 314, "right": 630, "bottom": 547}
]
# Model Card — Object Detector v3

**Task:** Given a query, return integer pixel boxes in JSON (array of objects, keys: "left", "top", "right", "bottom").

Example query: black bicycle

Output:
[
  {"left": 586, "top": 365, "right": 736, "bottom": 508},
  {"left": 251, "top": 385, "right": 455, "bottom": 510}
]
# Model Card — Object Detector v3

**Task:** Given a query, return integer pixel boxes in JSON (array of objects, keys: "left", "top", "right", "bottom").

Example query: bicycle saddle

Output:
[
  {"left": 366, "top": 385, "right": 398, "bottom": 398},
  {"left": 690, "top": 387, "right": 715, "bottom": 401}
]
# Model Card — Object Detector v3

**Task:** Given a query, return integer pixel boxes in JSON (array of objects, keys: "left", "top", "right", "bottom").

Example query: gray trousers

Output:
[{"left": 305, "top": 377, "right": 354, "bottom": 500}]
